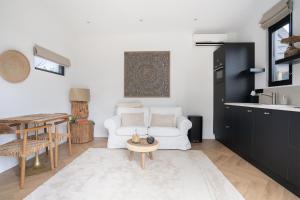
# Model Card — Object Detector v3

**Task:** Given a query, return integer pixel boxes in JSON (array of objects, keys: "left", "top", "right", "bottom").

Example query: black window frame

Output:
[
  {"left": 35, "top": 65, "right": 65, "bottom": 76},
  {"left": 268, "top": 14, "right": 293, "bottom": 87},
  {"left": 34, "top": 57, "right": 65, "bottom": 76}
]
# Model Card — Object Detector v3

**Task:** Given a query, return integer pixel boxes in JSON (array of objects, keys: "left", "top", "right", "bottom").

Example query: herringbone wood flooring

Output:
[
  {"left": 0, "top": 138, "right": 299, "bottom": 200},
  {"left": 192, "top": 141, "right": 299, "bottom": 200}
]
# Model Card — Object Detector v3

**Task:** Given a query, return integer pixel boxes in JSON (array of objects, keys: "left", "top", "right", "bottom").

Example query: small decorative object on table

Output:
[
  {"left": 131, "top": 128, "right": 141, "bottom": 143},
  {"left": 145, "top": 126, "right": 155, "bottom": 144},
  {"left": 131, "top": 133, "right": 140, "bottom": 144},
  {"left": 146, "top": 136, "right": 155, "bottom": 144}
]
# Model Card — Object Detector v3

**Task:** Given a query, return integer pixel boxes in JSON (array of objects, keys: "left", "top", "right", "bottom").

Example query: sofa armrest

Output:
[
  {"left": 104, "top": 116, "right": 121, "bottom": 133},
  {"left": 176, "top": 116, "right": 192, "bottom": 135}
]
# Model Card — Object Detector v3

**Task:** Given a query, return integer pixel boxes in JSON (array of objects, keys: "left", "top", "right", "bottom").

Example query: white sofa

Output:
[{"left": 104, "top": 106, "right": 192, "bottom": 150}]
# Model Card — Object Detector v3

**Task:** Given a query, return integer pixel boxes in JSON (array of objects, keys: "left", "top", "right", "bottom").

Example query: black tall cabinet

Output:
[{"left": 213, "top": 43, "right": 255, "bottom": 142}]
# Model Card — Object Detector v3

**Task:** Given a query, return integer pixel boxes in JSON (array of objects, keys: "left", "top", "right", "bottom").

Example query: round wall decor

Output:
[{"left": 0, "top": 50, "right": 30, "bottom": 83}]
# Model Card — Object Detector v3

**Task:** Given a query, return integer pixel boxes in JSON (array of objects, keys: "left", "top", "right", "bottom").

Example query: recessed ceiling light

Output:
[
  {"left": 139, "top": 19, "right": 144, "bottom": 22},
  {"left": 86, "top": 20, "right": 91, "bottom": 24},
  {"left": 193, "top": 18, "right": 198, "bottom": 21}
]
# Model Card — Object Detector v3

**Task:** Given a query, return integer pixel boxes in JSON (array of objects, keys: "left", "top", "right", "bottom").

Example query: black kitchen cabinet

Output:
[
  {"left": 218, "top": 105, "right": 300, "bottom": 197},
  {"left": 288, "top": 112, "right": 300, "bottom": 192},
  {"left": 213, "top": 45, "right": 225, "bottom": 84},
  {"left": 223, "top": 105, "right": 234, "bottom": 148},
  {"left": 213, "top": 43, "right": 255, "bottom": 102},
  {"left": 252, "top": 109, "right": 289, "bottom": 179},
  {"left": 232, "top": 107, "right": 254, "bottom": 159},
  {"left": 212, "top": 42, "right": 300, "bottom": 197},
  {"left": 213, "top": 43, "right": 255, "bottom": 140},
  {"left": 224, "top": 43, "right": 255, "bottom": 103},
  {"left": 214, "top": 83, "right": 225, "bottom": 143}
]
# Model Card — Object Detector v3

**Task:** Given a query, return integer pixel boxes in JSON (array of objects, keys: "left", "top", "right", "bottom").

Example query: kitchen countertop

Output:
[{"left": 225, "top": 103, "right": 300, "bottom": 112}]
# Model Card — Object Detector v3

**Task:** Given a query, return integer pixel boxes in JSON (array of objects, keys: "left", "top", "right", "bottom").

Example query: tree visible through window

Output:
[{"left": 268, "top": 14, "right": 292, "bottom": 87}]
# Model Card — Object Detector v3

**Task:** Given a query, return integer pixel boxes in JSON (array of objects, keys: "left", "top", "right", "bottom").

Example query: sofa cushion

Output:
[
  {"left": 148, "top": 127, "right": 181, "bottom": 137},
  {"left": 121, "top": 113, "right": 145, "bottom": 127},
  {"left": 150, "top": 114, "right": 176, "bottom": 127},
  {"left": 116, "top": 127, "right": 147, "bottom": 136},
  {"left": 116, "top": 107, "right": 149, "bottom": 126}
]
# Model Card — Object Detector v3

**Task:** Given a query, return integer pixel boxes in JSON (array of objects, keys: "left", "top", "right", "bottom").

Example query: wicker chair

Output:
[
  {"left": 30, "top": 120, "right": 72, "bottom": 168},
  {"left": 0, "top": 124, "right": 54, "bottom": 189}
]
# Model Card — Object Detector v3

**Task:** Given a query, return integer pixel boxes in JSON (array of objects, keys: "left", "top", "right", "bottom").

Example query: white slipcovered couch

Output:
[{"left": 104, "top": 106, "right": 192, "bottom": 150}]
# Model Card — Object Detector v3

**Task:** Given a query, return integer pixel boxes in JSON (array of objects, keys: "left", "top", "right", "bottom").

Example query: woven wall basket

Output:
[{"left": 0, "top": 50, "right": 30, "bottom": 83}]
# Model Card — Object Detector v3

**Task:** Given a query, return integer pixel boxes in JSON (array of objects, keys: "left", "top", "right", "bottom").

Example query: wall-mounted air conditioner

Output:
[{"left": 193, "top": 34, "right": 228, "bottom": 46}]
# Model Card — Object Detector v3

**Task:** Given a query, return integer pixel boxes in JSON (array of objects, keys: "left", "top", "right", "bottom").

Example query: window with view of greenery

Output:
[
  {"left": 34, "top": 56, "right": 65, "bottom": 76},
  {"left": 268, "top": 14, "right": 292, "bottom": 87}
]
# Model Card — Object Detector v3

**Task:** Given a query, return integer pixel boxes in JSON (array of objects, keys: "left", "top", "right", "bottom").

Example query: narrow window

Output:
[
  {"left": 268, "top": 14, "right": 292, "bottom": 87},
  {"left": 34, "top": 56, "right": 65, "bottom": 76}
]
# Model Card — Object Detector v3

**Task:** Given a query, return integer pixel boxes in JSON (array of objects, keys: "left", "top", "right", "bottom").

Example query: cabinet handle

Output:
[
  {"left": 247, "top": 109, "right": 252, "bottom": 113},
  {"left": 214, "top": 66, "right": 224, "bottom": 71},
  {"left": 264, "top": 112, "right": 270, "bottom": 115},
  {"left": 226, "top": 106, "right": 230, "bottom": 109},
  {"left": 225, "top": 125, "right": 230, "bottom": 129}
]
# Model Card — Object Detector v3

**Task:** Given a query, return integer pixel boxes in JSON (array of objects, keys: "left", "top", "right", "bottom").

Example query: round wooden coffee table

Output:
[{"left": 126, "top": 138, "right": 159, "bottom": 169}]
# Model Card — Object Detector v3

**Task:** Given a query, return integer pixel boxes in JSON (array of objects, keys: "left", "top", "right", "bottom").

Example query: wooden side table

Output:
[
  {"left": 70, "top": 121, "right": 94, "bottom": 144},
  {"left": 126, "top": 139, "right": 159, "bottom": 169}
]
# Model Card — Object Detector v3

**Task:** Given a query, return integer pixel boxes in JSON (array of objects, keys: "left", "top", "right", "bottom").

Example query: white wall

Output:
[
  {"left": 70, "top": 32, "right": 216, "bottom": 139},
  {"left": 236, "top": 0, "right": 300, "bottom": 89},
  {"left": 0, "top": 0, "right": 74, "bottom": 173}
]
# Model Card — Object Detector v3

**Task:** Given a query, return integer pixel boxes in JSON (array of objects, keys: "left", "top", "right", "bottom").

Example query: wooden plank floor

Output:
[{"left": 0, "top": 138, "right": 299, "bottom": 200}]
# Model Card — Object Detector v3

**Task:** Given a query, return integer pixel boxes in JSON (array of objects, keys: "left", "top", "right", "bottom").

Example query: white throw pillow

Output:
[
  {"left": 116, "top": 107, "right": 149, "bottom": 126},
  {"left": 121, "top": 113, "right": 145, "bottom": 127},
  {"left": 150, "top": 114, "right": 176, "bottom": 127}
]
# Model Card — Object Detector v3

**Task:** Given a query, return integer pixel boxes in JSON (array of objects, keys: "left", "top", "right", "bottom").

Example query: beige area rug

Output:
[{"left": 25, "top": 149, "right": 245, "bottom": 200}]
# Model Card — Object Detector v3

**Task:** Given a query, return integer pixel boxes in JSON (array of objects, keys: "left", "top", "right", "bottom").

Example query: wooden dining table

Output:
[
  {"left": 0, "top": 113, "right": 69, "bottom": 125},
  {"left": 0, "top": 113, "right": 69, "bottom": 174}
]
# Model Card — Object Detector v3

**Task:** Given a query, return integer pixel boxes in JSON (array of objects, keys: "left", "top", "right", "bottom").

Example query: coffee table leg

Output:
[
  {"left": 141, "top": 153, "right": 145, "bottom": 169},
  {"left": 129, "top": 151, "right": 134, "bottom": 161},
  {"left": 149, "top": 152, "right": 153, "bottom": 160}
]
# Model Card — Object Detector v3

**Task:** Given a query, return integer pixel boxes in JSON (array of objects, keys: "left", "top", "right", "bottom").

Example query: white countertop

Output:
[{"left": 225, "top": 103, "right": 300, "bottom": 112}]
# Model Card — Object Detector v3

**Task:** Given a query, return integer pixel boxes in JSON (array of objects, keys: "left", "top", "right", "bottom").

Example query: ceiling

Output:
[{"left": 31, "top": 0, "right": 279, "bottom": 34}]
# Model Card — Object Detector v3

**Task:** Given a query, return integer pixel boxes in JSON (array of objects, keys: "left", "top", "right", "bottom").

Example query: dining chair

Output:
[
  {"left": 53, "top": 120, "right": 72, "bottom": 168},
  {"left": 32, "top": 120, "right": 72, "bottom": 168},
  {"left": 0, "top": 124, "right": 54, "bottom": 189}
]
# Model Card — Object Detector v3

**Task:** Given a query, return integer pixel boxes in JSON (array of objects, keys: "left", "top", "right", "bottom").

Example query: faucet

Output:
[{"left": 251, "top": 91, "right": 277, "bottom": 105}]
